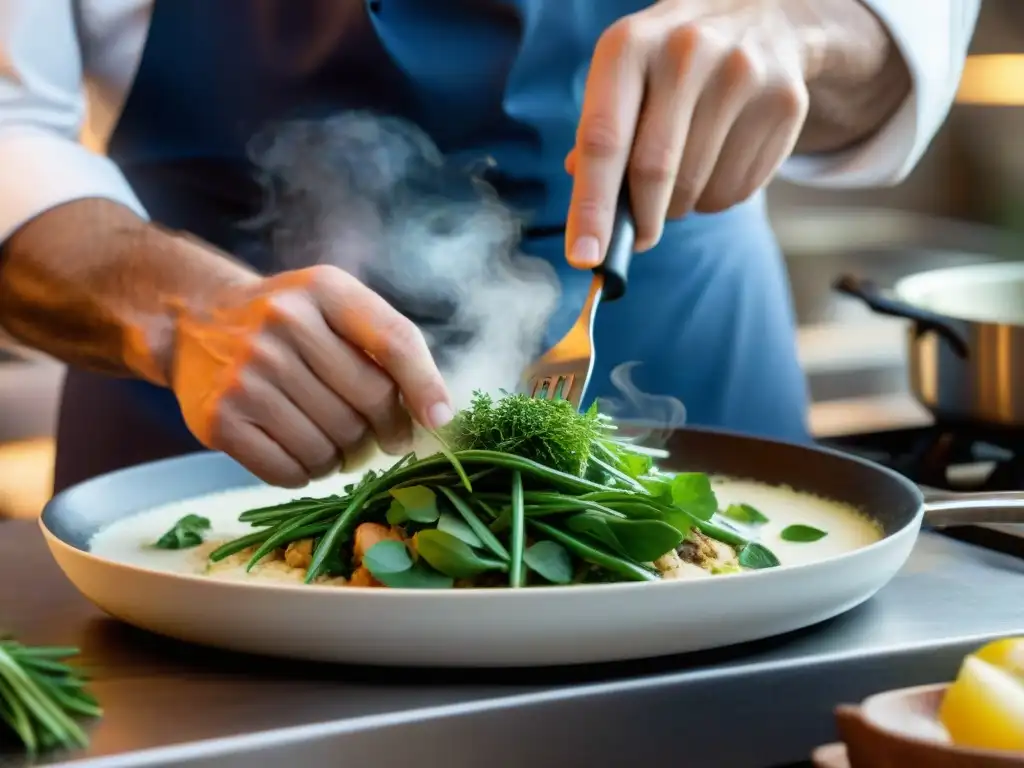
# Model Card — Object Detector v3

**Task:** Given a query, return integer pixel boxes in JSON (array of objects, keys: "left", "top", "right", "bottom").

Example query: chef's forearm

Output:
[
  {"left": 793, "top": 0, "right": 912, "bottom": 155},
  {"left": 0, "top": 199, "right": 257, "bottom": 386}
]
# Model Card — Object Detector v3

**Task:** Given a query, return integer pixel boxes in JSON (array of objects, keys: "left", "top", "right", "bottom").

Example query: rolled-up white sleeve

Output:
[
  {"left": 779, "top": 0, "right": 981, "bottom": 188},
  {"left": 0, "top": 1, "right": 147, "bottom": 244}
]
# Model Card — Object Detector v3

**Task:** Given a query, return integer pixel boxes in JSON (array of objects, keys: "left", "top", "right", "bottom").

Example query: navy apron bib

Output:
[{"left": 54, "top": 0, "right": 809, "bottom": 492}]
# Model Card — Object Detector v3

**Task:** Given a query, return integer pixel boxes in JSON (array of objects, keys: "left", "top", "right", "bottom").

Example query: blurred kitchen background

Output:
[{"left": 2, "top": 0, "right": 1023, "bottom": 518}]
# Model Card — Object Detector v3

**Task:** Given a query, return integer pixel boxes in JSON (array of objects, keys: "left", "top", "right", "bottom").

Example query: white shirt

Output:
[{"left": 0, "top": 0, "right": 981, "bottom": 244}]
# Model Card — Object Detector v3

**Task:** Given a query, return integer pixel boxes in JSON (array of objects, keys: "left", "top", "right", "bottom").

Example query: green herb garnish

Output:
[
  {"left": 780, "top": 524, "right": 828, "bottom": 543},
  {"left": 522, "top": 540, "right": 574, "bottom": 584},
  {"left": 153, "top": 514, "right": 211, "bottom": 550},
  {"left": 0, "top": 640, "right": 101, "bottom": 753},
  {"left": 738, "top": 542, "right": 782, "bottom": 569},
  {"left": 387, "top": 486, "right": 439, "bottom": 524},
  {"left": 216, "top": 392, "right": 780, "bottom": 587},
  {"left": 362, "top": 541, "right": 454, "bottom": 589},
  {"left": 415, "top": 530, "right": 508, "bottom": 579},
  {"left": 721, "top": 503, "right": 770, "bottom": 526}
]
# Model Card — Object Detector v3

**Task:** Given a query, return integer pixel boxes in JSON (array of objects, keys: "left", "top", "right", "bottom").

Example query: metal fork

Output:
[{"left": 520, "top": 193, "right": 636, "bottom": 408}]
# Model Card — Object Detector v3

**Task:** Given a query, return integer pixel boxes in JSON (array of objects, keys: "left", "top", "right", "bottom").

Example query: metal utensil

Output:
[{"left": 520, "top": 194, "right": 636, "bottom": 408}]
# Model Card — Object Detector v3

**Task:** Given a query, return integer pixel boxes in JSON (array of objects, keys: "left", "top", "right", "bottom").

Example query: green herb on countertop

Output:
[
  {"left": 152, "top": 514, "right": 211, "bottom": 550},
  {"left": 0, "top": 639, "right": 100, "bottom": 754}
]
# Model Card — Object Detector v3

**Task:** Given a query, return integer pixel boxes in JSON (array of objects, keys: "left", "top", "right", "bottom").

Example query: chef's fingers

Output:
[
  {"left": 307, "top": 330, "right": 412, "bottom": 456},
  {"left": 262, "top": 288, "right": 410, "bottom": 453},
  {"left": 247, "top": 332, "right": 376, "bottom": 462},
  {"left": 695, "top": 78, "right": 807, "bottom": 213},
  {"left": 213, "top": 415, "right": 310, "bottom": 488},
  {"left": 667, "top": 47, "right": 763, "bottom": 219},
  {"left": 567, "top": 16, "right": 647, "bottom": 268},
  {"left": 306, "top": 266, "right": 453, "bottom": 430},
  {"left": 235, "top": 369, "right": 340, "bottom": 479},
  {"left": 628, "top": 26, "right": 718, "bottom": 250}
]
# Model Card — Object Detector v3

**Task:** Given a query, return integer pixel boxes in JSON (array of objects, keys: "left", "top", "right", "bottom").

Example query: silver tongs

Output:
[{"left": 520, "top": 191, "right": 636, "bottom": 408}]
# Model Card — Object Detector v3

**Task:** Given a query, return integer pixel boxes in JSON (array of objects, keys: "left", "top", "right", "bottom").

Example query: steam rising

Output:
[
  {"left": 249, "top": 112, "right": 559, "bottom": 410},
  {"left": 595, "top": 361, "right": 687, "bottom": 448},
  {"left": 250, "top": 111, "right": 686, "bottom": 460}
]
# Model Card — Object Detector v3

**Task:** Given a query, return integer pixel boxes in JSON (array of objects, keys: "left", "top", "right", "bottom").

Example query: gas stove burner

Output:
[
  {"left": 822, "top": 423, "right": 1024, "bottom": 493},
  {"left": 821, "top": 422, "right": 1024, "bottom": 559}
]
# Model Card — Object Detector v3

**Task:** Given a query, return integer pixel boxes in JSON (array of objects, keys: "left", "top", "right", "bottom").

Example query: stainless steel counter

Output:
[{"left": 4, "top": 521, "right": 1023, "bottom": 768}]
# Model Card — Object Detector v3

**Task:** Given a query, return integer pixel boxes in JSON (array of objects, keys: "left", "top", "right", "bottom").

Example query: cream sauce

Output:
[
  {"left": 88, "top": 473, "right": 882, "bottom": 580},
  {"left": 711, "top": 477, "right": 882, "bottom": 566}
]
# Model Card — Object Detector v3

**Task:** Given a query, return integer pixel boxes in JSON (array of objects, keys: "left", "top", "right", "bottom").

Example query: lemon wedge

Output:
[
  {"left": 939, "top": 654, "right": 1024, "bottom": 752},
  {"left": 975, "top": 637, "right": 1024, "bottom": 679}
]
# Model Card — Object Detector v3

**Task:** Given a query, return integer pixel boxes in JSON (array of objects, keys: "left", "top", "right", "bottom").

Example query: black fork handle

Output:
[{"left": 596, "top": 190, "right": 636, "bottom": 302}]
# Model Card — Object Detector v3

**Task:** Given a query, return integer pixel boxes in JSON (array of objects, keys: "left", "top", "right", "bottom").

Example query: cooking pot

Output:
[{"left": 835, "top": 262, "right": 1024, "bottom": 428}]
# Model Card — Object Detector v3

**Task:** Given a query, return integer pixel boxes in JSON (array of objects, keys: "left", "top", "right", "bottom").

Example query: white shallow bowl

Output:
[{"left": 40, "top": 430, "right": 925, "bottom": 667}]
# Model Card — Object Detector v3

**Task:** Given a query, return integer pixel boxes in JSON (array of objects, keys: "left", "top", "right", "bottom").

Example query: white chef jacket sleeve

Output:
[
  {"left": 0, "top": 1, "right": 147, "bottom": 245},
  {"left": 778, "top": 0, "right": 981, "bottom": 188}
]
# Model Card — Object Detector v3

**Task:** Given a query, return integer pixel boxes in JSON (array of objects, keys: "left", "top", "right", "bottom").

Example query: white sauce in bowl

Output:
[
  {"left": 88, "top": 472, "right": 883, "bottom": 580},
  {"left": 711, "top": 478, "right": 882, "bottom": 566}
]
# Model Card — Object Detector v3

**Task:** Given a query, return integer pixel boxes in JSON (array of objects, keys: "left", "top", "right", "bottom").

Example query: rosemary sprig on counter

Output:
[{"left": 0, "top": 640, "right": 100, "bottom": 753}]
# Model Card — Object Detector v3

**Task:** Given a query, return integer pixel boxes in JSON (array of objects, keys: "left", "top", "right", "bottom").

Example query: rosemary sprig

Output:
[{"left": 0, "top": 639, "right": 100, "bottom": 754}]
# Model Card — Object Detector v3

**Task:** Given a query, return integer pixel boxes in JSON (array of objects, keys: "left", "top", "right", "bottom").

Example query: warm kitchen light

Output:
[{"left": 956, "top": 54, "right": 1024, "bottom": 106}]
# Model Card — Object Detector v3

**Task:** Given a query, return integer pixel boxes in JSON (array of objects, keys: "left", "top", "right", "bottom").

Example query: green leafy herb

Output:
[
  {"left": 620, "top": 451, "right": 653, "bottom": 480},
  {"left": 0, "top": 640, "right": 101, "bottom": 754},
  {"left": 375, "top": 564, "right": 455, "bottom": 589},
  {"left": 362, "top": 540, "right": 455, "bottom": 588},
  {"left": 388, "top": 486, "right": 439, "bottom": 524},
  {"left": 445, "top": 391, "right": 602, "bottom": 476},
  {"left": 414, "top": 530, "right": 507, "bottom": 579},
  {"left": 738, "top": 542, "right": 782, "bottom": 569},
  {"left": 508, "top": 470, "right": 527, "bottom": 587},
  {"left": 153, "top": 514, "right": 211, "bottom": 550},
  {"left": 436, "top": 512, "right": 483, "bottom": 548},
  {"left": 523, "top": 541, "right": 574, "bottom": 584},
  {"left": 436, "top": 487, "right": 509, "bottom": 561},
  {"left": 566, "top": 511, "right": 683, "bottom": 562},
  {"left": 362, "top": 540, "right": 413, "bottom": 574},
  {"left": 669, "top": 473, "right": 718, "bottom": 521},
  {"left": 721, "top": 503, "right": 770, "bottom": 527},
  {"left": 220, "top": 393, "right": 785, "bottom": 591},
  {"left": 780, "top": 524, "right": 828, "bottom": 543}
]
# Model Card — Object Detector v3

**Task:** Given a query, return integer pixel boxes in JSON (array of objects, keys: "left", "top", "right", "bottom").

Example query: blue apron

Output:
[{"left": 53, "top": 0, "right": 809, "bottom": 492}]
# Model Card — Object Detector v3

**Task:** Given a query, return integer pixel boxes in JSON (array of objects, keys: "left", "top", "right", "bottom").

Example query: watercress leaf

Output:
[
  {"left": 721, "top": 503, "right": 770, "bottom": 527},
  {"left": 436, "top": 487, "right": 509, "bottom": 560},
  {"left": 385, "top": 499, "right": 409, "bottom": 525},
  {"left": 639, "top": 475, "right": 673, "bottom": 501},
  {"left": 523, "top": 540, "right": 574, "bottom": 584},
  {"left": 780, "top": 524, "right": 828, "bottom": 543},
  {"left": 373, "top": 562, "right": 454, "bottom": 589},
  {"left": 389, "top": 486, "right": 439, "bottom": 523},
  {"left": 363, "top": 540, "right": 414, "bottom": 576},
  {"left": 414, "top": 530, "right": 507, "bottom": 579},
  {"left": 738, "top": 542, "right": 781, "bottom": 569},
  {"left": 153, "top": 514, "right": 211, "bottom": 550},
  {"left": 567, "top": 512, "right": 683, "bottom": 562},
  {"left": 669, "top": 473, "right": 718, "bottom": 521},
  {"left": 620, "top": 452, "right": 653, "bottom": 480},
  {"left": 437, "top": 511, "right": 483, "bottom": 549}
]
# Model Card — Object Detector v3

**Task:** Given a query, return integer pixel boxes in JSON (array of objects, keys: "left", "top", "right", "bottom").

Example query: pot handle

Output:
[
  {"left": 921, "top": 488, "right": 1024, "bottom": 527},
  {"left": 833, "top": 275, "right": 969, "bottom": 359}
]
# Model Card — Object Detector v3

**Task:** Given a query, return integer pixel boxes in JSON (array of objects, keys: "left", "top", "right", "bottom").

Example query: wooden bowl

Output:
[{"left": 813, "top": 683, "right": 1024, "bottom": 768}]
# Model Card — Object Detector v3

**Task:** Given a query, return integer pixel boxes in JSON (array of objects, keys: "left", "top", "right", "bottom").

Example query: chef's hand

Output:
[
  {"left": 171, "top": 260, "right": 452, "bottom": 488},
  {"left": 565, "top": 0, "right": 898, "bottom": 265}
]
